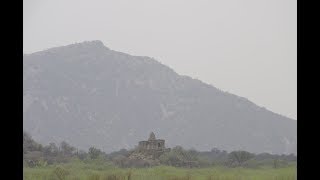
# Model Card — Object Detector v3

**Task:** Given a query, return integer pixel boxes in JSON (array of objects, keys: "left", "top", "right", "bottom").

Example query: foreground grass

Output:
[{"left": 23, "top": 160, "right": 296, "bottom": 180}]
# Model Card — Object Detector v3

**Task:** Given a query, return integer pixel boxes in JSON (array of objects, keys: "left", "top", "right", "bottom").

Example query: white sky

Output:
[{"left": 23, "top": 0, "right": 297, "bottom": 119}]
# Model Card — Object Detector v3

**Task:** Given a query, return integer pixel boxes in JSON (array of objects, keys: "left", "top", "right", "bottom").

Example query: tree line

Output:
[{"left": 23, "top": 131, "right": 296, "bottom": 168}]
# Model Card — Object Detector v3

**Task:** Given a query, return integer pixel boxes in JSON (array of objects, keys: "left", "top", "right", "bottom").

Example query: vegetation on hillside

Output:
[{"left": 24, "top": 131, "right": 296, "bottom": 169}]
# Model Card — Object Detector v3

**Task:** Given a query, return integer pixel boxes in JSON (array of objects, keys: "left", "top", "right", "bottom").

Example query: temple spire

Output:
[{"left": 149, "top": 132, "right": 156, "bottom": 140}]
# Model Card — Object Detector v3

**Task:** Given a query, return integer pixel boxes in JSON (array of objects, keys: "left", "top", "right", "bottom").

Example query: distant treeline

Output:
[{"left": 23, "top": 131, "right": 296, "bottom": 168}]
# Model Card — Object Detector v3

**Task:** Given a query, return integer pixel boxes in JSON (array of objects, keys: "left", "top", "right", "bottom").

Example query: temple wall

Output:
[
  {"left": 136, "top": 135, "right": 169, "bottom": 160},
  {"left": 138, "top": 139, "right": 165, "bottom": 150}
]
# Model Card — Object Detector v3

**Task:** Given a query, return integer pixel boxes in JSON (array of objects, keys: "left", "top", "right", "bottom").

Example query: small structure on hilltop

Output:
[
  {"left": 126, "top": 133, "right": 198, "bottom": 168},
  {"left": 138, "top": 132, "right": 165, "bottom": 151},
  {"left": 129, "top": 132, "right": 170, "bottom": 161}
]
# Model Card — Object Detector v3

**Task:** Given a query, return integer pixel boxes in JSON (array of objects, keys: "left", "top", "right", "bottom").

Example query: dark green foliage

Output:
[
  {"left": 228, "top": 151, "right": 255, "bottom": 167},
  {"left": 89, "top": 147, "right": 102, "bottom": 159},
  {"left": 60, "top": 141, "right": 76, "bottom": 157},
  {"left": 24, "top": 151, "right": 46, "bottom": 167},
  {"left": 23, "top": 131, "right": 42, "bottom": 154},
  {"left": 107, "top": 149, "right": 130, "bottom": 160},
  {"left": 24, "top": 131, "right": 81, "bottom": 166},
  {"left": 77, "top": 150, "right": 88, "bottom": 160},
  {"left": 43, "top": 143, "right": 59, "bottom": 157},
  {"left": 112, "top": 155, "right": 127, "bottom": 167},
  {"left": 159, "top": 146, "right": 200, "bottom": 167},
  {"left": 42, "top": 143, "right": 60, "bottom": 164},
  {"left": 197, "top": 148, "right": 229, "bottom": 165}
]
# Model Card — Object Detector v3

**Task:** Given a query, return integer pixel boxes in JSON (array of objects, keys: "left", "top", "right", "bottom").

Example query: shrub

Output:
[{"left": 52, "top": 167, "right": 70, "bottom": 180}]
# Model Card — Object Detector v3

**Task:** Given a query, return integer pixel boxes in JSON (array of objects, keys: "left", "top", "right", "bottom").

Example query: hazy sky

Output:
[{"left": 24, "top": 0, "right": 297, "bottom": 119}]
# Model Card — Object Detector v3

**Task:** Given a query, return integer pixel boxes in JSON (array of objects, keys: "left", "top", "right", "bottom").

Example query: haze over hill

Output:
[{"left": 23, "top": 41, "right": 296, "bottom": 154}]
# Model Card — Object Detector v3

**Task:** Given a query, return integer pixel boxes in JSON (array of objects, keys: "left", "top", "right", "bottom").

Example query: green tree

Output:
[
  {"left": 159, "top": 146, "right": 199, "bottom": 167},
  {"left": 23, "top": 131, "right": 42, "bottom": 153},
  {"left": 228, "top": 151, "right": 255, "bottom": 167},
  {"left": 88, "top": 147, "right": 102, "bottom": 159},
  {"left": 43, "top": 142, "right": 59, "bottom": 156},
  {"left": 60, "top": 141, "right": 76, "bottom": 157},
  {"left": 77, "top": 150, "right": 88, "bottom": 160}
]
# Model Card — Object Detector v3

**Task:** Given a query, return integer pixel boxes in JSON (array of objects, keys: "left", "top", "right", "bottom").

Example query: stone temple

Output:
[
  {"left": 138, "top": 132, "right": 165, "bottom": 150},
  {"left": 129, "top": 132, "right": 170, "bottom": 160}
]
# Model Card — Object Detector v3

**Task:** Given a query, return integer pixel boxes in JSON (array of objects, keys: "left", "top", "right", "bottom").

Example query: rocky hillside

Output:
[{"left": 23, "top": 40, "right": 296, "bottom": 154}]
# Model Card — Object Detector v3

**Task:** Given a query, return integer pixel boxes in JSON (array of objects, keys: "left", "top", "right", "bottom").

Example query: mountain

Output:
[{"left": 23, "top": 40, "right": 296, "bottom": 154}]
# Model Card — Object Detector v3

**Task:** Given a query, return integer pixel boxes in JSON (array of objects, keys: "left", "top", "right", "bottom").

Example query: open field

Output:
[{"left": 23, "top": 160, "right": 296, "bottom": 180}]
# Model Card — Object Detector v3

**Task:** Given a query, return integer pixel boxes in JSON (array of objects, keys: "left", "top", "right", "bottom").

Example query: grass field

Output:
[{"left": 23, "top": 160, "right": 296, "bottom": 180}]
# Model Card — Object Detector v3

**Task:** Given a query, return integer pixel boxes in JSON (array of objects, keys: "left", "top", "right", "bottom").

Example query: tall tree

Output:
[
  {"left": 88, "top": 147, "right": 102, "bottom": 159},
  {"left": 60, "top": 141, "right": 75, "bottom": 157},
  {"left": 228, "top": 151, "right": 255, "bottom": 166}
]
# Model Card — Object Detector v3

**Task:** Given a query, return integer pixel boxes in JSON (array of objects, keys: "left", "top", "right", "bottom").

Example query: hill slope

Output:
[{"left": 23, "top": 40, "right": 296, "bottom": 154}]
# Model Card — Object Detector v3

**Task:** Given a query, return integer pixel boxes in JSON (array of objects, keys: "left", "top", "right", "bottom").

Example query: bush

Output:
[
  {"left": 52, "top": 167, "right": 70, "bottom": 180},
  {"left": 159, "top": 146, "right": 200, "bottom": 167},
  {"left": 24, "top": 151, "right": 45, "bottom": 167},
  {"left": 77, "top": 150, "right": 88, "bottom": 160}
]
